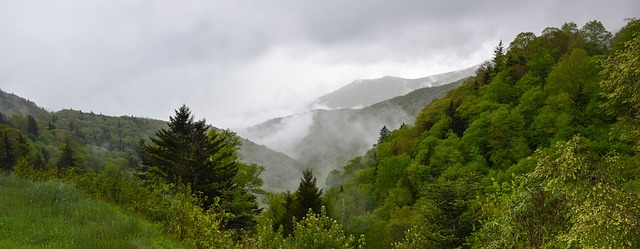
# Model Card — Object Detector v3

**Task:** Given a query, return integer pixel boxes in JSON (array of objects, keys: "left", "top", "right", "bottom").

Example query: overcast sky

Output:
[{"left": 1, "top": 0, "right": 638, "bottom": 129}]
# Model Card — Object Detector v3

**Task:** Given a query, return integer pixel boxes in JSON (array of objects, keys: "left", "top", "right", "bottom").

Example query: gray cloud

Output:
[{"left": 1, "top": 0, "right": 638, "bottom": 128}]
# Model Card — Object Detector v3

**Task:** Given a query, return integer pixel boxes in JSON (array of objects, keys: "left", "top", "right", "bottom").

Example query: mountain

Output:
[
  {"left": 0, "top": 89, "right": 303, "bottom": 192},
  {"left": 312, "top": 65, "right": 477, "bottom": 109},
  {"left": 239, "top": 78, "right": 466, "bottom": 185},
  {"left": 0, "top": 89, "right": 50, "bottom": 119}
]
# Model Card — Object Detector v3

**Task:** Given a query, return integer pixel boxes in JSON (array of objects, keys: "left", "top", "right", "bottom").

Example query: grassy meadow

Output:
[{"left": 0, "top": 174, "right": 185, "bottom": 249}]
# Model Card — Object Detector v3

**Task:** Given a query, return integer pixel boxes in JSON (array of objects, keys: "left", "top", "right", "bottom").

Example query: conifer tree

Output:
[
  {"left": 142, "top": 105, "right": 260, "bottom": 230},
  {"left": 1, "top": 132, "right": 15, "bottom": 171},
  {"left": 378, "top": 126, "right": 390, "bottom": 144},
  {"left": 26, "top": 115, "right": 38, "bottom": 139},
  {"left": 293, "top": 168, "right": 323, "bottom": 220},
  {"left": 57, "top": 142, "right": 77, "bottom": 175},
  {"left": 492, "top": 40, "right": 506, "bottom": 72},
  {"left": 142, "top": 105, "right": 238, "bottom": 208}
]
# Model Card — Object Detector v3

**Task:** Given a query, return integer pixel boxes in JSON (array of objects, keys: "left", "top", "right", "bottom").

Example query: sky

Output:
[{"left": 1, "top": 0, "right": 638, "bottom": 129}]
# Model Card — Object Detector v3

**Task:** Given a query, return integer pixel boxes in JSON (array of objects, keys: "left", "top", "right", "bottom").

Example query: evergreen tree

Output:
[
  {"left": 279, "top": 191, "right": 296, "bottom": 235},
  {"left": 378, "top": 126, "right": 390, "bottom": 144},
  {"left": 492, "top": 40, "right": 506, "bottom": 72},
  {"left": 142, "top": 105, "right": 259, "bottom": 229},
  {"left": 293, "top": 168, "right": 323, "bottom": 220},
  {"left": 57, "top": 143, "right": 77, "bottom": 175},
  {"left": 143, "top": 105, "right": 238, "bottom": 206},
  {"left": 26, "top": 115, "right": 38, "bottom": 139},
  {"left": 1, "top": 132, "right": 15, "bottom": 171}
]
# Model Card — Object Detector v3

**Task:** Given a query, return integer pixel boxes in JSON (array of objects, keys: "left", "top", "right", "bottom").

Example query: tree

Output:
[
  {"left": 580, "top": 20, "right": 613, "bottom": 54},
  {"left": 272, "top": 169, "right": 324, "bottom": 235},
  {"left": 1, "top": 132, "right": 15, "bottom": 171},
  {"left": 26, "top": 115, "right": 38, "bottom": 139},
  {"left": 529, "top": 136, "right": 640, "bottom": 247},
  {"left": 142, "top": 105, "right": 239, "bottom": 209},
  {"left": 293, "top": 169, "right": 323, "bottom": 220},
  {"left": 545, "top": 48, "right": 599, "bottom": 109},
  {"left": 506, "top": 32, "right": 537, "bottom": 66},
  {"left": 492, "top": 40, "right": 506, "bottom": 73},
  {"left": 600, "top": 23, "right": 640, "bottom": 150},
  {"left": 378, "top": 126, "right": 390, "bottom": 144},
  {"left": 57, "top": 142, "right": 78, "bottom": 175},
  {"left": 561, "top": 22, "right": 579, "bottom": 34}
]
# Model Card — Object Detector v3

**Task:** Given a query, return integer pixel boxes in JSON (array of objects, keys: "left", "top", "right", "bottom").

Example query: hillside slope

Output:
[
  {"left": 240, "top": 78, "right": 465, "bottom": 183},
  {"left": 0, "top": 89, "right": 303, "bottom": 192},
  {"left": 0, "top": 174, "right": 184, "bottom": 248}
]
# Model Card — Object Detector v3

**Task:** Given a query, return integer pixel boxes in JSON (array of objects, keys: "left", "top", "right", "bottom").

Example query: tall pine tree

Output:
[
  {"left": 26, "top": 115, "right": 39, "bottom": 139},
  {"left": 142, "top": 105, "right": 237, "bottom": 206},
  {"left": 57, "top": 142, "right": 77, "bottom": 176},
  {"left": 142, "top": 105, "right": 259, "bottom": 229},
  {"left": 293, "top": 168, "right": 323, "bottom": 220}
]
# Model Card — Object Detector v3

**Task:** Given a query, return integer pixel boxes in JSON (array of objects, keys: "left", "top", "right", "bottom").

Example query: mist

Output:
[
  {"left": 2, "top": 1, "right": 637, "bottom": 130},
  {"left": 237, "top": 69, "right": 471, "bottom": 188}
]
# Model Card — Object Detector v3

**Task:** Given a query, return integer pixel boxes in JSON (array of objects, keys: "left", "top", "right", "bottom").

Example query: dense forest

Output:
[{"left": 1, "top": 18, "right": 639, "bottom": 248}]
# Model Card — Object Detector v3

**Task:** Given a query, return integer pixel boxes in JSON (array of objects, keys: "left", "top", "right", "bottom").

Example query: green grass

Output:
[{"left": 0, "top": 174, "right": 186, "bottom": 249}]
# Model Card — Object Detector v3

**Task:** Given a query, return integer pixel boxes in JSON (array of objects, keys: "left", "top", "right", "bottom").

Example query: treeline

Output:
[
  {"left": 323, "top": 19, "right": 640, "bottom": 248},
  {"left": 0, "top": 105, "right": 167, "bottom": 175}
]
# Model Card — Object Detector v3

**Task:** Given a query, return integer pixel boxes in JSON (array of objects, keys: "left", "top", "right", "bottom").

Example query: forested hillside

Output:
[
  {"left": 0, "top": 92, "right": 304, "bottom": 191},
  {"left": 2, "top": 18, "right": 638, "bottom": 249},
  {"left": 322, "top": 19, "right": 640, "bottom": 248}
]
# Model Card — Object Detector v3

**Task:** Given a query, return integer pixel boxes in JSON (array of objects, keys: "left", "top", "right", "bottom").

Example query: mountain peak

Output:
[{"left": 312, "top": 65, "right": 477, "bottom": 110}]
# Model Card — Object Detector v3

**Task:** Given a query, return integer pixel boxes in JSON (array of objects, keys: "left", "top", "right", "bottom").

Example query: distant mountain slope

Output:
[
  {"left": 237, "top": 137, "right": 305, "bottom": 192},
  {"left": 0, "top": 89, "right": 50, "bottom": 118},
  {"left": 0, "top": 89, "right": 303, "bottom": 192},
  {"left": 240, "top": 78, "right": 466, "bottom": 184},
  {"left": 312, "top": 65, "right": 477, "bottom": 109}
]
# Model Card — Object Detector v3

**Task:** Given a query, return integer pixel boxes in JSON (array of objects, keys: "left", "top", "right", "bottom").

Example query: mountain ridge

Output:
[
  {"left": 312, "top": 65, "right": 477, "bottom": 109},
  {"left": 0, "top": 88, "right": 304, "bottom": 192}
]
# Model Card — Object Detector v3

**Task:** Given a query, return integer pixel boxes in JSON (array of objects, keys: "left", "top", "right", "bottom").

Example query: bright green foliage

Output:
[
  {"left": 531, "top": 137, "right": 640, "bottom": 248},
  {"left": 374, "top": 154, "right": 411, "bottom": 197},
  {"left": 321, "top": 20, "right": 640, "bottom": 248},
  {"left": 545, "top": 48, "right": 600, "bottom": 109},
  {"left": 600, "top": 21, "right": 640, "bottom": 150},
  {"left": 243, "top": 207, "right": 362, "bottom": 249},
  {"left": 287, "top": 207, "right": 360, "bottom": 249},
  {"left": 475, "top": 136, "right": 640, "bottom": 248},
  {"left": 472, "top": 177, "right": 569, "bottom": 248}
]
